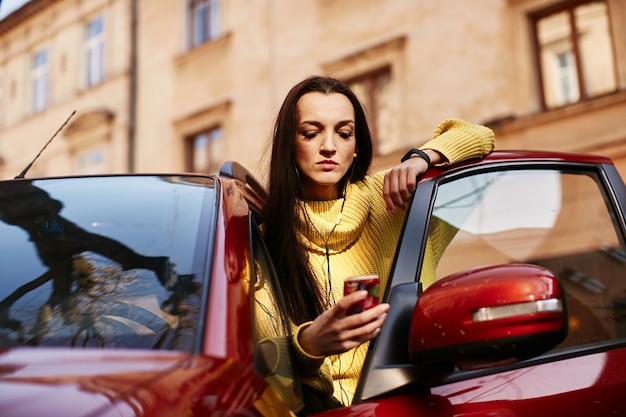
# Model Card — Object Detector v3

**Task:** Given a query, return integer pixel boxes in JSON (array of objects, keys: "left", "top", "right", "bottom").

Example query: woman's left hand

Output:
[{"left": 383, "top": 150, "right": 440, "bottom": 213}]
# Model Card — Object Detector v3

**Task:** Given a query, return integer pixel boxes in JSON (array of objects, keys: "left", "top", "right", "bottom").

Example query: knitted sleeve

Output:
[
  {"left": 291, "top": 323, "right": 335, "bottom": 394},
  {"left": 421, "top": 119, "right": 495, "bottom": 165}
]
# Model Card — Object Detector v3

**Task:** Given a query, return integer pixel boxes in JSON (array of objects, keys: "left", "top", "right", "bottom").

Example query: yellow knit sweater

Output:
[{"left": 265, "top": 119, "right": 494, "bottom": 407}]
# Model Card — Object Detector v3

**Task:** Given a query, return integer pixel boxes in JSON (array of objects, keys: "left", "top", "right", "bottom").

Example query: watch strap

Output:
[{"left": 401, "top": 148, "right": 431, "bottom": 166}]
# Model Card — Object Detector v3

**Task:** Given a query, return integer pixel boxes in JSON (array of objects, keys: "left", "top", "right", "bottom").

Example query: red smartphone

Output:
[{"left": 344, "top": 275, "right": 380, "bottom": 315}]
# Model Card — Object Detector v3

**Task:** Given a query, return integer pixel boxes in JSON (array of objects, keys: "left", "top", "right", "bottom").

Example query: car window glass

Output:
[
  {"left": 426, "top": 169, "right": 626, "bottom": 349},
  {"left": 250, "top": 218, "right": 303, "bottom": 412},
  {"left": 0, "top": 176, "right": 213, "bottom": 351}
]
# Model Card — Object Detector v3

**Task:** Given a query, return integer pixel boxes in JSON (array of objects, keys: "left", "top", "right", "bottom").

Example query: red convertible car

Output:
[{"left": 0, "top": 151, "right": 625, "bottom": 416}]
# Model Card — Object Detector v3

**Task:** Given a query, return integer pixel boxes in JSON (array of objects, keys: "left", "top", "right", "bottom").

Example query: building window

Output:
[
  {"left": 85, "top": 15, "right": 104, "bottom": 87},
  {"left": 347, "top": 67, "right": 393, "bottom": 156},
  {"left": 186, "top": 126, "right": 222, "bottom": 173},
  {"left": 532, "top": 0, "right": 617, "bottom": 109},
  {"left": 556, "top": 51, "right": 579, "bottom": 104},
  {"left": 32, "top": 48, "right": 48, "bottom": 112},
  {"left": 188, "top": 0, "right": 221, "bottom": 48},
  {"left": 75, "top": 147, "right": 106, "bottom": 175}
]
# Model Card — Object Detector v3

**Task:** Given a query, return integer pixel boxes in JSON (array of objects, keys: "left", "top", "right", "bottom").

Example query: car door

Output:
[{"left": 353, "top": 154, "right": 626, "bottom": 416}]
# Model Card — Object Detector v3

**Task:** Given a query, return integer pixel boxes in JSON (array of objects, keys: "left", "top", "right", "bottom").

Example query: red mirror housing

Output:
[{"left": 410, "top": 264, "right": 567, "bottom": 370}]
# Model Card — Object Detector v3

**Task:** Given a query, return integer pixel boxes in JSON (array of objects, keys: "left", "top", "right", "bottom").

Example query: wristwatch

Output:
[{"left": 401, "top": 148, "right": 431, "bottom": 166}]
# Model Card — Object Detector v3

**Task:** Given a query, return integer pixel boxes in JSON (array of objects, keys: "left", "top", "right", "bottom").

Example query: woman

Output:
[{"left": 260, "top": 75, "right": 495, "bottom": 410}]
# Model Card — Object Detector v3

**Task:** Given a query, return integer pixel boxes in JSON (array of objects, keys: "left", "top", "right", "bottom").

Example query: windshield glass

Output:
[{"left": 0, "top": 175, "right": 215, "bottom": 351}]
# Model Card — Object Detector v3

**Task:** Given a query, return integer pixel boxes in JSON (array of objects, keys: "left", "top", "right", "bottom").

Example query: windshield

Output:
[{"left": 0, "top": 175, "right": 215, "bottom": 351}]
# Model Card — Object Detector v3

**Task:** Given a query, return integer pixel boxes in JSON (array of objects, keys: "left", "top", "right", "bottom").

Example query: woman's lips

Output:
[{"left": 317, "top": 160, "right": 338, "bottom": 170}]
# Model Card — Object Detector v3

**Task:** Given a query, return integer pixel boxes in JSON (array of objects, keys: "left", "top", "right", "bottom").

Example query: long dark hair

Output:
[{"left": 262, "top": 76, "right": 373, "bottom": 324}]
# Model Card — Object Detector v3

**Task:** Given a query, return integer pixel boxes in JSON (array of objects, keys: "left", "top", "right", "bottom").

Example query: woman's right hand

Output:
[{"left": 297, "top": 290, "right": 390, "bottom": 357}]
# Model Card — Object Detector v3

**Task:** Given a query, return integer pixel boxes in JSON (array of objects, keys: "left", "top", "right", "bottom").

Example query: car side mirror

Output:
[{"left": 409, "top": 264, "right": 567, "bottom": 371}]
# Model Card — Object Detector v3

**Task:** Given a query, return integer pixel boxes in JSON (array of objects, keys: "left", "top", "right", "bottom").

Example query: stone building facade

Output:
[{"left": 1, "top": 0, "right": 625, "bottom": 182}]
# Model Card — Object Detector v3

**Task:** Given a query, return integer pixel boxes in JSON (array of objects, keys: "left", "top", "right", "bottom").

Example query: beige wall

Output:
[
  {"left": 135, "top": 0, "right": 522, "bottom": 181},
  {"left": 1, "top": 0, "right": 625, "bottom": 183},
  {"left": 0, "top": 0, "right": 132, "bottom": 178}
]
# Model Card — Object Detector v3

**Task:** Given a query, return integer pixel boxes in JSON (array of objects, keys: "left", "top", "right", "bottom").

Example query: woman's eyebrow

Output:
[
  {"left": 298, "top": 119, "right": 354, "bottom": 128},
  {"left": 336, "top": 119, "right": 355, "bottom": 127},
  {"left": 299, "top": 120, "right": 323, "bottom": 127}
]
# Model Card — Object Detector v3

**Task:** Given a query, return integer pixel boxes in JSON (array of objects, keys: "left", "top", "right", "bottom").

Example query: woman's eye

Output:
[
  {"left": 338, "top": 131, "right": 354, "bottom": 139},
  {"left": 302, "top": 131, "right": 317, "bottom": 139}
]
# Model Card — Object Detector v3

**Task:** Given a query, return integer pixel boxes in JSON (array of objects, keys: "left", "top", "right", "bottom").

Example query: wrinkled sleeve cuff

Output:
[
  {"left": 292, "top": 322, "right": 326, "bottom": 373},
  {"left": 421, "top": 118, "right": 495, "bottom": 166},
  {"left": 292, "top": 322, "right": 334, "bottom": 395}
]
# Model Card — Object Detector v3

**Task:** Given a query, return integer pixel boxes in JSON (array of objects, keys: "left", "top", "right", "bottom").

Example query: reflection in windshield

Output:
[
  {"left": 434, "top": 171, "right": 561, "bottom": 234},
  {"left": 433, "top": 171, "right": 563, "bottom": 261},
  {"left": 0, "top": 176, "right": 214, "bottom": 351}
]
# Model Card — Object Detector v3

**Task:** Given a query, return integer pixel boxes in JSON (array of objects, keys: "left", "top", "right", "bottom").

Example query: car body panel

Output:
[
  {"left": 204, "top": 178, "right": 254, "bottom": 361},
  {"left": 0, "top": 348, "right": 285, "bottom": 417},
  {"left": 435, "top": 347, "right": 626, "bottom": 415},
  {"left": 320, "top": 332, "right": 626, "bottom": 417}
]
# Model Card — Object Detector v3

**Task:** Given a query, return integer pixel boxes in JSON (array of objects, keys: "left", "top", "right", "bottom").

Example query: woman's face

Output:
[{"left": 294, "top": 92, "right": 357, "bottom": 200}]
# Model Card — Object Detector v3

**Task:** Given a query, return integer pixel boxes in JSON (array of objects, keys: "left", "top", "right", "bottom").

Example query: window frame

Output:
[
  {"left": 31, "top": 48, "right": 48, "bottom": 113},
  {"left": 346, "top": 66, "right": 392, "bottom": 157},
  {"left": 530, "top": 0, "right": 618, "bottom": 110},
  {"left": 74, "top": 146, "right": 106, "bottom": 175},
  {"left": 185, "top": 125, "right": 223, "bottom": 174},
  {"left": 430, "top": 167, "right": 624, "bottom": 346},
  {"left": 85, "top": 14, "right": 105, "bottom": 88},
  {"left": 428, "top": 162, "right": 626, "bottom": 385},
  {"left": 187, "top": 0, "right": 222, "bottom": 48}
]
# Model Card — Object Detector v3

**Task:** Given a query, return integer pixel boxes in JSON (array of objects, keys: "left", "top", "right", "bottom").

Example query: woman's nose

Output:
[{"left": 320, "top": 132, "right": 336, "bottom": 153}]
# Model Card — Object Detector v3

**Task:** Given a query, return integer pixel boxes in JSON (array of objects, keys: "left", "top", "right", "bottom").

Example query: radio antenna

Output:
[{"left": 15, "top": 110, "right": 76, "bottom": 179}]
